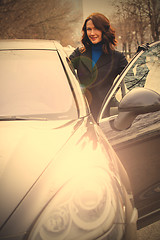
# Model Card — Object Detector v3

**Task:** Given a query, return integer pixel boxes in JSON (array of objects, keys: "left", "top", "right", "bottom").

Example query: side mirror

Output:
[{"left": 111, "top": 88, "right": 160, "bottom": 131}]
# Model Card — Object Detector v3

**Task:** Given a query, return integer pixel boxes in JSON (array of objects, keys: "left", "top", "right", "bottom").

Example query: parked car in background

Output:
[
  {"left": 0, "top": 39, "right": 138, "bottom": 240},
  {"left": 98, "top": 41, "right": 160, "bottom": 229}
]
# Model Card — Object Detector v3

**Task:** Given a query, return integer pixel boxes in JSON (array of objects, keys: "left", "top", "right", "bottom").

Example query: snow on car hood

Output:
[{"left": 0, "top": 120, "right": 78, "bottom": 228}]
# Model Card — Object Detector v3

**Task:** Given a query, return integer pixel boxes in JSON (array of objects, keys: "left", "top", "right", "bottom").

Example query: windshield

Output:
[{"left": 0, "top": 50, "right": 78, "bottom": 120}]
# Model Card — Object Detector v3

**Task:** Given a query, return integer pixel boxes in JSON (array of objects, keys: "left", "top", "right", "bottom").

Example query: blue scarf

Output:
[{"left": 92, "top": 42, "right": 103, "bottom": 68}]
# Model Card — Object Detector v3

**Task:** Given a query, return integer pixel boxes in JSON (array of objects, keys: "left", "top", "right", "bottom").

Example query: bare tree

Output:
[
  {"left": 110, "top": 0, "right": 159, "bottom": 56},
  {"left": 127, "top": 0, "right": 160, "bottom": 42},
  {"left": 112, "top": 0, "right": 139, "bottom": 57},
  {"left": 146, "top": 0, "right": 160, "bottom": 41},
  {"left": 0, "top": 0, "right": 82, "bottom": 46}
]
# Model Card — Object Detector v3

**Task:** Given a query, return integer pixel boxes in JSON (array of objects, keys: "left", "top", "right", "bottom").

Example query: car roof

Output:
[{"left": 0, "top": 39, "right": 63, "bottom": 50}]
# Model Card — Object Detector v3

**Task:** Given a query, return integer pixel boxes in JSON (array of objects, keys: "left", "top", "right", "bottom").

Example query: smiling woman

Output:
[{"left": 69, "top": 13, "right": 128, "bottom": 120}]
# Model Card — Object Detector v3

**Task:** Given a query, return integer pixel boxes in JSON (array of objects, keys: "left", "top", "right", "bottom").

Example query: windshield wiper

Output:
[{"left": 0, "top": 116, "right": 48, "bottom": 121}]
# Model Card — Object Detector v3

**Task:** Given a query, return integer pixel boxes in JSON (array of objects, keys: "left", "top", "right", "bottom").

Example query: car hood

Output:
[{"left": 0, "top": 119, "right": 80, "bottom": 229}]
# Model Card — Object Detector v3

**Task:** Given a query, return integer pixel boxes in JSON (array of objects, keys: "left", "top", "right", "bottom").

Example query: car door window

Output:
[
  {"left": 125, "top": 44, "right": 160, "bottom": 93},
  {"left": 107, "top": 42, "right": 160, "bottom": 117}
]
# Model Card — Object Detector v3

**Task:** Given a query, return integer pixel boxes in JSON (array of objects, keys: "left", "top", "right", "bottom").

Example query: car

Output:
[
  {"left": 98, "top": 41, "right": 160, "bottom": 229},
  {"left": 0, "top": 39, "right": 139, "bottom": 240}
]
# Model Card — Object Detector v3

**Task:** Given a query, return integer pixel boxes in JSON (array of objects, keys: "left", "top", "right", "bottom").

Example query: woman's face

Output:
[{"left": 86, "top": 19, "right": 102, "bottom": 44}]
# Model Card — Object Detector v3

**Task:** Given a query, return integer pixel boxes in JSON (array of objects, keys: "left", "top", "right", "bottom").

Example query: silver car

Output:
[{"left": 0, "top": 39, "right": 159, "bottom": 240}]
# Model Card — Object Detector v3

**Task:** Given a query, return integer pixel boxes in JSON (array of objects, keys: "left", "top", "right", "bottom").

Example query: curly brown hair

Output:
[{"left": 81, "top": 13, "right": 117, "bottom": 54}]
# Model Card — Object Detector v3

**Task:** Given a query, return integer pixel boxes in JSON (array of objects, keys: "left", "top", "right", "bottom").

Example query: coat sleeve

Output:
[
  {"left": 117, "top": 52, "right": 128, "bottom": 74},
  {"left": 69, "top": 47, "right": 81, "bottom": 69}
]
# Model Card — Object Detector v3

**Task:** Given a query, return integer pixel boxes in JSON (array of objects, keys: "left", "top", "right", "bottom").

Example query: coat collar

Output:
[{"left": 80, "top": 48, "right": 114, "bottom": 73}]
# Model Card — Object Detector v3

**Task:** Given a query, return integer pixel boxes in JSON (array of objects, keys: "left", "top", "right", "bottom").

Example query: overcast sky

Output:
[{"left": 82, "top": 0, "right": 114, "bottom": 20}]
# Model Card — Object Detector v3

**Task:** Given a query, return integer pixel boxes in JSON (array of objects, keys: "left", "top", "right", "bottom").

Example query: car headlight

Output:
[{"left": 28, "top": 168, "right": 125, "bottom": 240}]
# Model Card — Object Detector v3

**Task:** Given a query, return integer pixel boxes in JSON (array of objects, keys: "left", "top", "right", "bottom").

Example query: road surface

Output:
[{"left": 137, "top": 220, "right": 160, "bottom": 240}]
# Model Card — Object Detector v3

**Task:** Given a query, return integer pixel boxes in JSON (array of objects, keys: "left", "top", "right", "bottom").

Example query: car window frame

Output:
[{"left": 57, "top": 49, "right": 90, "bottom": 119}]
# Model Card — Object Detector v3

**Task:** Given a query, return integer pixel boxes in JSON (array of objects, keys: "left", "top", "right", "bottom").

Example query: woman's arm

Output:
[{"left": 69, "top": 47, "right": 81, "bottom": 69}]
